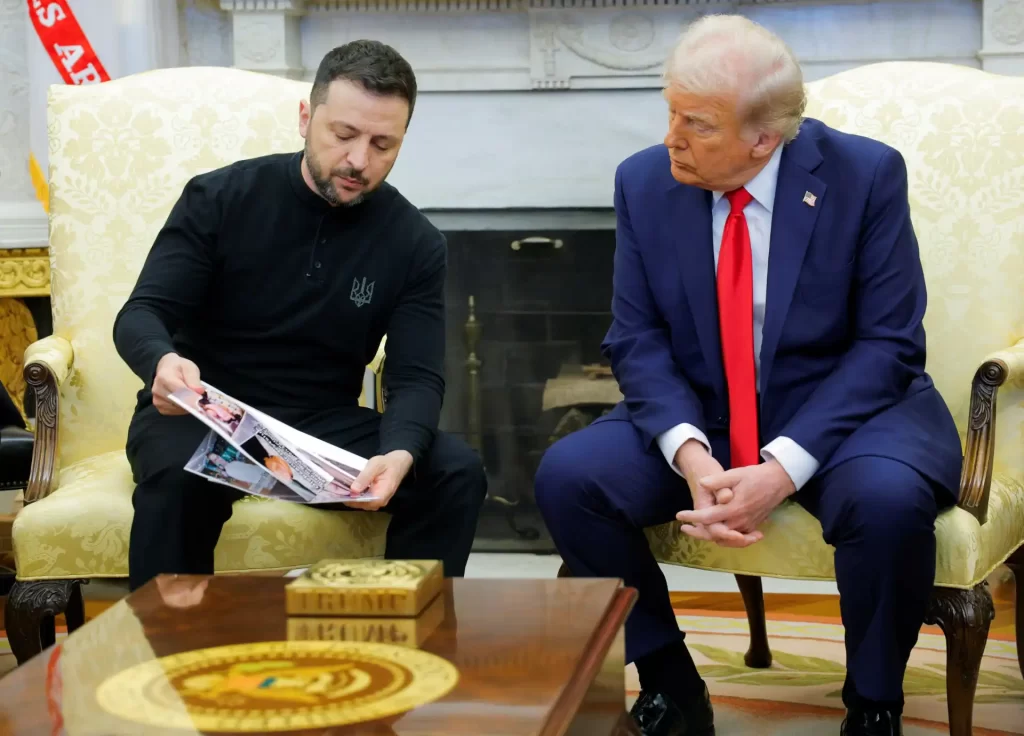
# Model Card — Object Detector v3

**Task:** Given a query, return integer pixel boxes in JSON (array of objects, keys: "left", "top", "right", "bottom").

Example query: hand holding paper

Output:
[
  {"left": 153, "top": 353, "right": 203, "bottom": 416},
  {"left": 346, "top": 450, "right": 414, "bottom": 511},
  {"left": 171, "top": 381, "right": 382, "bottom": 506}
]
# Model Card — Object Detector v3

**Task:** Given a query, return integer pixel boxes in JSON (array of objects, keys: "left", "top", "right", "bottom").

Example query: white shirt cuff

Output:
[
  {"left": 761, "top": 436, "right": 819, "bottom": 491},
  {"left": 656, "top": 423, "right": 711, "bottom": 478}
]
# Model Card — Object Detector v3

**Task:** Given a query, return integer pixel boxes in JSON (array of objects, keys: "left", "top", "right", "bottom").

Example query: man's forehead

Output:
[
  {"left": 664, "top": 87, "right": 735, "bottom": 116},
  {"left": 316, "top": 83, "right": 407, "bottom": 132}
]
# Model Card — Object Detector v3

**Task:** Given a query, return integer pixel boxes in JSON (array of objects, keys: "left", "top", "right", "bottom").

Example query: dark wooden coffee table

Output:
[{"left": 0, "top": 575, "right": 638, "bottom": 734}]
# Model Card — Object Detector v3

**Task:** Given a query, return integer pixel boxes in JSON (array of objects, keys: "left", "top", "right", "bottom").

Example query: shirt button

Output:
[
  {"left": 320, "top": 238, "right": 327, "bottom": 244},
  {"left": 314, "top": 261, "right": 322, "bottom": 269}
]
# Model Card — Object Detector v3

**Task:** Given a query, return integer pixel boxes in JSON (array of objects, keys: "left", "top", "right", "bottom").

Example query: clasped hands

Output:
[{"left": 673, "top": 439, "right": 796, "bottom": 548}]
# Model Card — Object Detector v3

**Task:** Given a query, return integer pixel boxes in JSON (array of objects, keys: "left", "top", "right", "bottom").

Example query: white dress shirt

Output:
[{"left": 656, "top": 145, "right": 820, "bottom": 491}]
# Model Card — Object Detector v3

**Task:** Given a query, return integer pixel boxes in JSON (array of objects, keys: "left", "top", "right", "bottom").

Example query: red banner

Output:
[{"left": 27, "top": 0, "right": 110, "bottom": 85}]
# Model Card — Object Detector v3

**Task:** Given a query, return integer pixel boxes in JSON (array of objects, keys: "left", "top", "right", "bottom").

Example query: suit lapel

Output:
[
  {"left": 759, "top": 134, "right": 826, "bottom": 396},
  {"left": 666, "top": 185, "right": 727, "bottom": 399}
]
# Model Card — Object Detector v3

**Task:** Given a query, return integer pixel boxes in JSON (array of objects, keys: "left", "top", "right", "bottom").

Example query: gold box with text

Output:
[
  {"left": 287, "top": 594, "right": 445, "bottom": 647},
  {"left": 285, "top": 559, "right": 443, "bottom": 617}
]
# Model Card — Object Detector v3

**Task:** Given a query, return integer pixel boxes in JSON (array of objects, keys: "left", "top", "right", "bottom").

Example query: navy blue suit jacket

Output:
[{"left": 600, "top": 117, "right": 963, "bottom": 498}]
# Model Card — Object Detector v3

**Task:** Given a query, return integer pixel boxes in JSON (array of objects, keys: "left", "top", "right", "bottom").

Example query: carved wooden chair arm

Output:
[
  {"left": 958, "top": 338, "right": 1024, "bottom": 524},
  {"left": 22, "top": 336, "right": 75, "bottom": 505}
]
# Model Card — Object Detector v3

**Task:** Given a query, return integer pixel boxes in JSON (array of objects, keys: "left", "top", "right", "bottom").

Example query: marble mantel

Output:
[
  {"left": 218, "top": 0, "right": 1012, "bottom": 210},
  {"left": 219, "top": 0, "right": 1022, "bottom": 89}
]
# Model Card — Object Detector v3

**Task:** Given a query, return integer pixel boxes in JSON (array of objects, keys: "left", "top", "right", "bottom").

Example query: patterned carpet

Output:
[{"left": 624, "top": 611, "right": 1023, "bottom": 735}]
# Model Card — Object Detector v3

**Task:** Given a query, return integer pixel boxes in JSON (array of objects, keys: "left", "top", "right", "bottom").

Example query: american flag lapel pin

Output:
[{"left": 803, "top": 191, "right": 817, "bottom": 207}]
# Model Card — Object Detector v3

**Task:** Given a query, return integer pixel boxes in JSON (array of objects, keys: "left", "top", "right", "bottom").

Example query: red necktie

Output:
[{"left": 717, "top": 188, "right": 759, "bottom": 468}]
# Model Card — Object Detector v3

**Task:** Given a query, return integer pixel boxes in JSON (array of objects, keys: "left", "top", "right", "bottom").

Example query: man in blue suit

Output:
[{"left": 534, "top": 15, "right": 962, "bottom": 736}]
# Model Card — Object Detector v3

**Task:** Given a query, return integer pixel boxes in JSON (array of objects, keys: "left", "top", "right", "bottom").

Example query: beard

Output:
[{"left": 304, "top": 140, "right": 377, "bottom": 208}]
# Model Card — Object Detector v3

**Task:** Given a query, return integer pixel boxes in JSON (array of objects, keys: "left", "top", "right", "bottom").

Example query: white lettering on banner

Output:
[
  {"left": 34, "top": 2, "right": 66, "bottom": 27},
  {"left": 53, "top": 43, "right": 83, "bottom": 71},
  {"left": 69, "top": 63, "right": 101, "bottom": 84}
]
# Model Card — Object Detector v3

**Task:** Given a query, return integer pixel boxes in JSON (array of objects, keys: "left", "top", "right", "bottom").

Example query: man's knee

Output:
[
  {"left": 825, "top": 458, "right": 938, "bottom": 544},
  {"left": 425, "top": 433, "right": 487, "bottom": 508},
  {"left": 534, "top": 431, "right": 599, "bottom": 521}
]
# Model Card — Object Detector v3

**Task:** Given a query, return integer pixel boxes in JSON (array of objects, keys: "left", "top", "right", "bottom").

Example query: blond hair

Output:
[{"left": 663, "top": 15, "right": 807, "bottom": 142}]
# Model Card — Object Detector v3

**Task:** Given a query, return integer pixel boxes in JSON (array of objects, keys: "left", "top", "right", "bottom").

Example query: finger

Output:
[
  {"left": 699, "top": 468, "right": 745, "bottom": 492},
  {"left": 156, "top": 366, "right": 186, "bottom": 394},
  {"left": 680, "top": 523, "right": 713, "bottom": 540},
  {"left": 677, "top": 504, "right": 734, "bottom": 526},
  {"left": 153, "top": 396, "right": 183, "bottom": 415},
  {"left": 692, "top": 490, "right": 715, "bottom": 510},
  {"left": 713, "top": 487, "right": 734, "bottom": 504},
  {"left": 180, "top": 361, "right": 202, "bottom": 393},
  {"left": 718, "top": 530, "right": 764, "bottom": 548},
  {"left": 707, "top": 522, "right": 758, "bottom": 546},
  {"left": 350, "top": 458, "right": 384, "bottom": 493}
]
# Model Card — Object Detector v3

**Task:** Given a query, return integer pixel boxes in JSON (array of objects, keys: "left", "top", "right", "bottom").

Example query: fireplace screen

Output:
[{"left": 436, "top": 227, "right": 619, "bottom": 552}]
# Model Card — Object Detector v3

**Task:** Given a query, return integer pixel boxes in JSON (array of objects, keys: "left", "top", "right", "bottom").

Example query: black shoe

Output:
[
  {"left": 629, "top": 684, "right": 715, "bottom": 736},
  {"left": 840, "top": 708, "right": 903, "bottom": 736}
]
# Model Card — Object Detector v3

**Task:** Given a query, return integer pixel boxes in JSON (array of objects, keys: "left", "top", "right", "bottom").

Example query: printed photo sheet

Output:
[{"left": 170, "top": 382, "right": 380, "bottom": 504}]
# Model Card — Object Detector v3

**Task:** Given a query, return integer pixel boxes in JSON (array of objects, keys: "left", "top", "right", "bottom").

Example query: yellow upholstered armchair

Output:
[
  {"left": 641, "top": 62, "right": 1024, "bottom": 735},
  {"left": 4, "top": 68, "right": 392, "bottom": 664}
]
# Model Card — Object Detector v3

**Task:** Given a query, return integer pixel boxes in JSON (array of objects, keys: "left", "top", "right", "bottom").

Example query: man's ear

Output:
[
  {"left": 751, "top": 129, "right": 782, "bottom": 160},
  {"left": 298, "top": 99, "right": 312, "bottom": 138}
]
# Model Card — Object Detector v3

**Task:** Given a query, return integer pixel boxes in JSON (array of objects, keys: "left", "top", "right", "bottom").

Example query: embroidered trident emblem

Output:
[{"left": 350, "top": 277, "right": 375, "bottom": 308}]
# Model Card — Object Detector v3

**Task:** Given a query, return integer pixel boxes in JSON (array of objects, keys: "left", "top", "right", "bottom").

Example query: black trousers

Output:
[{"left": 126, "top": 402, "right": 487, "bottom": 591}]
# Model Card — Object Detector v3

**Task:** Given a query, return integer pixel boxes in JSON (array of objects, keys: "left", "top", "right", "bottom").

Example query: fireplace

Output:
[{"left": 429, "top": 211, "right": 622, "bottom": 550}]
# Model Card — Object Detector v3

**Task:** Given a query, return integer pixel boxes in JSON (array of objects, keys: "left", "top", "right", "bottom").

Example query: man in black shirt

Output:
[{"left": 114, "top": 40, "right": 486, "bottom": 591}]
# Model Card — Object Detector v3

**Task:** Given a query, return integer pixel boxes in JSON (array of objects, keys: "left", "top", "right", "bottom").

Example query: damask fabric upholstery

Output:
[
  {"left": 647, "top": 61, "right": 1024, "bottom": 589},
  {"left": 13, "top": 67, "right": 391, "bottom": 581},
  {"left": 14, "top": 451, "right": 389, "bottom": 579},
  {"left": 646, "top": 474, "right": 1024, "bottom": 589}
]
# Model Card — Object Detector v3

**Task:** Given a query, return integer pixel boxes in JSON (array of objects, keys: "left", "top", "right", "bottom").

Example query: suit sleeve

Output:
[
  {"left": 376, "top": 235, "right": 446, "bottom": 464},
  {"left": 601, "top": 163, "right": 706, "bottom": 451},
  {"left": 775, "top": 149, "right": 927, "bottom": 465}
]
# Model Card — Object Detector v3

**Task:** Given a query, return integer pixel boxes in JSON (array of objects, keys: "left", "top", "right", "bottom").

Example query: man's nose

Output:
[
  {"left": 665, "top": 127, "right": 688, "bottom": 150},
  {"left": 347, "top": 139, "right": 370, "bottom": 171}
]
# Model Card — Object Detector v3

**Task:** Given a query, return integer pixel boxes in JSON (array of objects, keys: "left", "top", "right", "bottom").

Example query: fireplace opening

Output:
[{"left": 429, "top": 214, "right": 622, "bottom": 552}]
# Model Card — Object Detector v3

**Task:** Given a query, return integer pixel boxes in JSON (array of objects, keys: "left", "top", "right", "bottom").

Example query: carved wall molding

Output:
[
  {"left": 529, "top": 7, "right": 698, "bottom": 87},
  {"left": 989, "top": 0, "right": 1024, "bottom": 45},
  {"left": 221, "top": 0, "right": 306, "bottom": 11},
  {"left": 311, "top": 0, "right": 808, "bottom": 10},
  {"left": 981, "top": 0, "right": 1024, "bottom": 73},
  {"left": 235, "top": 16, "right": 285, "bottom": 63},
  {"left": 226, "top": 0, "right": 305, "bottom": 77},
  {"left": 0, "top": 248, "right": 50, "bottom": 299},
  {"left": 254, "top": 0, "right": 995, "bottom": 89},
  {"left": 179, "top": 0, "right": 235, "bottom": 66}
]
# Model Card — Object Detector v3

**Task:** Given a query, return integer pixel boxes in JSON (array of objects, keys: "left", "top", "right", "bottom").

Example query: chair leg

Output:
[
  {"left": 4, "top": 579, "right": 86, "bottom": 665},
  {"left": 64, "top": 580, "right": 86, "bottom": 634},
  {"left": 1004, "top": 547, "right": 1024, "bottom": 679},
  {"left": 734, "top": 574, "right": 772, "bottom": 668},
  {"left": 924, "top": 583, "right": 995, "bottom": 736}
]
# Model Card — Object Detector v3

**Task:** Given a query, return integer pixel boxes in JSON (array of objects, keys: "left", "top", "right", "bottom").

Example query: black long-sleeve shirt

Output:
[{"left": 113, "top": 152, "right": 446, "bottom": 463}]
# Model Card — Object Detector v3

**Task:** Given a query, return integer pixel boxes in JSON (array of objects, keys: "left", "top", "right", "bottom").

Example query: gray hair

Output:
[{"left": 663, "top": 15, "right": 807, "bottom": 143}]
